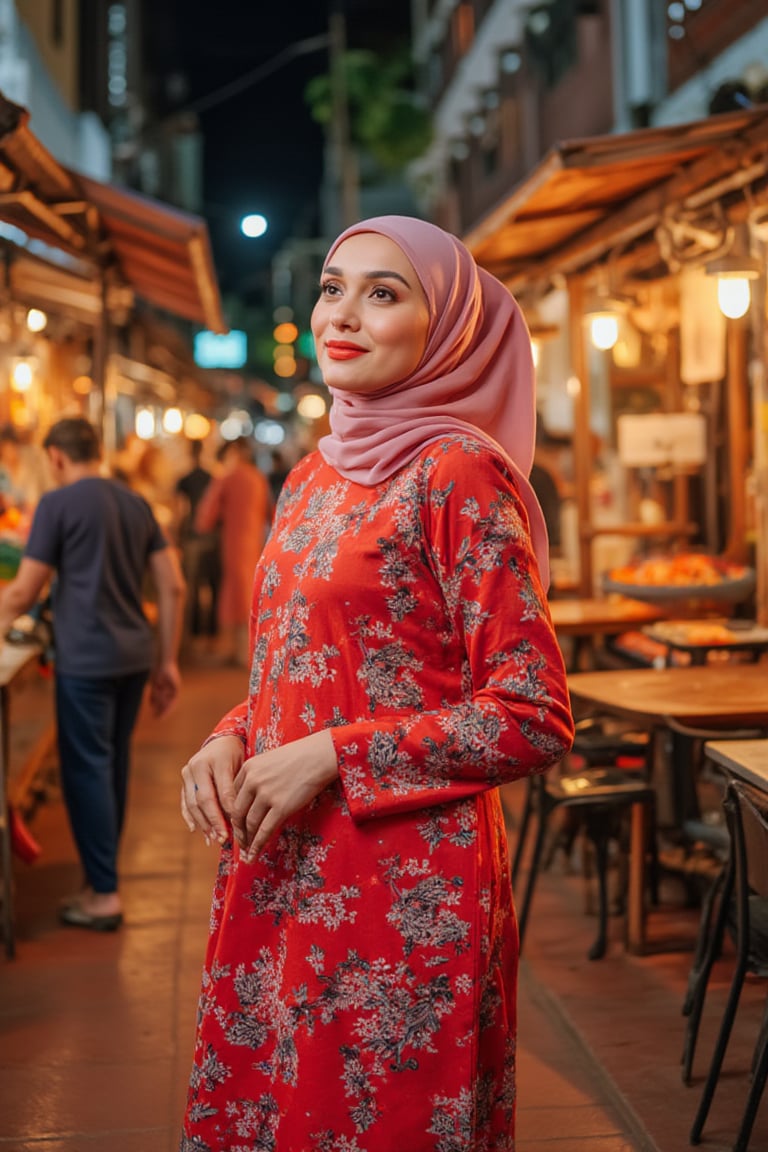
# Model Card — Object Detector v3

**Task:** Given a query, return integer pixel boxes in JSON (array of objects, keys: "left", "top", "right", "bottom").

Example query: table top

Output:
[
  {"left": 642, "top": 618, "right": 768, "bottom": 654},
  {"left": 549, "top": 597, "right": 667, "bottom": 636},
  {"left": 704, "top": 739, "right": 768, "bottom": 790},
  {"left": 0, "top": 641, "right": 41, "bottom": 690},
  {"left": 568, "top": 664, "right": 768, "bottom": 728}
]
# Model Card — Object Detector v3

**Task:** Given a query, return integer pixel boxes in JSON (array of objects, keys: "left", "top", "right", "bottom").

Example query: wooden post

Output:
[
  {"left": 568, "top": 277, "right": 593, "bottom": 595},
  {"left": 329, "top": 7, "right": 358, "bottom": 231},
  {"left": 749, "top": 247, "right": 768, "bottom": 625},
  {"left": 724, "top": 317, "right": 750, "bottom": 564}
]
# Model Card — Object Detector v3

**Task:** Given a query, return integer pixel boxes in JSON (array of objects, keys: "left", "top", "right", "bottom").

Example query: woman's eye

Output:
[
  {"left": 320, "top": 282, "right": 340, "bottom": 297},
  {"left": 371, "top": 286, "right": 396, "bottom": 301}
]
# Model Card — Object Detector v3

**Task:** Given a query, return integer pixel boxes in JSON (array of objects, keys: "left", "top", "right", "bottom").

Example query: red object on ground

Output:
[{"left": 9, "top": 806, "right": 42, "bottom": 864}]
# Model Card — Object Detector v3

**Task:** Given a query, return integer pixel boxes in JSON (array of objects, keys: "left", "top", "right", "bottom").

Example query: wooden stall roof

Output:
[
  {"left": 464, "top": 105, "right": 768, "bottom": 290},
  {"left": 0, "top": 92, "right": 226, "bottom": 333}
]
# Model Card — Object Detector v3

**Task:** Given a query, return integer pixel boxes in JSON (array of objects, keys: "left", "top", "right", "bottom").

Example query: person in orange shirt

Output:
[{"left": 194, "top": 437, "right": 271, "bottom": 667}]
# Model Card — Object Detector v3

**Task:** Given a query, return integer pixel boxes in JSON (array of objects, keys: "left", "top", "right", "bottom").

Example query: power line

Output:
[{"left": 187, "top": 34, "right": 331, "bottom": 116}]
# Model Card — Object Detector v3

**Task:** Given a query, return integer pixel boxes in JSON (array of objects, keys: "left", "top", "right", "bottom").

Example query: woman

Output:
[{"left": 179, "top": 216, "right": 574, "bottom": 1151}]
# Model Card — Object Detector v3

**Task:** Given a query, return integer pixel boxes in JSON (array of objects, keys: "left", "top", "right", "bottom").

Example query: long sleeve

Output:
[
  {"left": 330, "top": 448, "right": 574, "bottom": 821},
  {"left": 206, "top": 701, "right": 249, "bottom": 747}
]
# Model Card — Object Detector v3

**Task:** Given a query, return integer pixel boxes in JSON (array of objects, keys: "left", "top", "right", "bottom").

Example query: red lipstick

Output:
[{"left": 326, "top": 340, "right": 367, "bottom": 360}]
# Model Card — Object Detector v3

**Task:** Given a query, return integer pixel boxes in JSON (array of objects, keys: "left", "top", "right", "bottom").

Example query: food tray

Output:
[{"left": 602, "top": 569, "right": 755, "bottom": 607}]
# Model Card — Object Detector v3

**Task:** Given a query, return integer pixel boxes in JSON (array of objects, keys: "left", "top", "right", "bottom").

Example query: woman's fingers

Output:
[
  {"left": 180, "top": 784, "right": 196, "bottom": 832},
  {"left": 179, "top": 735, "right": 244, "bottom": 844},
  {"left": 233, "top": 794, "right": 272, "bottom": 860},
  {"left": 241, "top": 806, "right": 283, "bottom": 862},
  {"left": 180, "top": 763, "right": 228, "bottom": 845}
]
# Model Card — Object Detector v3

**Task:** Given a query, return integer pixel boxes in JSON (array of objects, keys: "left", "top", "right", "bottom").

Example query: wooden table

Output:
[
  {"left": 704, "top": 739, "right": 768, "bottom": 792},
  {"left": 567, "top": 665, "right": 768, "bottom": 954},
  {"left": 549, "top": 597, "right": 668, "bottom": 669},
  {"left": 0, "top": 641, "right": 44, "bottom": 958},
  {"left": 567, "top": 664, "right": 768, "bottom": 729}
]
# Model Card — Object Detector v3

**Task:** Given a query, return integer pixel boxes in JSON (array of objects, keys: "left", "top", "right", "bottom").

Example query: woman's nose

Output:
[{"left": 330, "top": 301, "right": 360, "bottom": 330}]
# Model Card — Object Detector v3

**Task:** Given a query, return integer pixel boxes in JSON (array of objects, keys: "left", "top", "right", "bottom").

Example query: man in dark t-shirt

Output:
[{"left": 0, "top": 418, "right": 185, "bottom": 930}]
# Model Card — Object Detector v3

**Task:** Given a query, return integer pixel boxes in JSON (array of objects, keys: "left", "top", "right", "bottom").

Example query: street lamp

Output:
[{"left": 241, "top": 213, "right": 268, "bottom": 239}]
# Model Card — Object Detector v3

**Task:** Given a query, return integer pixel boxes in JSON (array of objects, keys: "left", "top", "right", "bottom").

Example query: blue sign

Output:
[{"left": 194, "top": 329, "right": 247, "bottom": 369}]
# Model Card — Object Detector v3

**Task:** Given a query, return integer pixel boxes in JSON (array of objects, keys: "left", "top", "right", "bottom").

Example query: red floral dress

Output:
[{"left": 181, "top": 437, "right": 574, "bottom": 1152}]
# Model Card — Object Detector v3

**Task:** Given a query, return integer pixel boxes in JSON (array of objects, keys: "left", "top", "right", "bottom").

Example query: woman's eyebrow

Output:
[{"left": 323, "top": 264, "right": 412, "bottom": 288}]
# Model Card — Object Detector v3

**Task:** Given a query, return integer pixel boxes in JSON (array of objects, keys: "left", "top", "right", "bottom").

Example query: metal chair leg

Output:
[
  {"left": 511, "top": 777, "right": 535, "bottom": 887},
  {"left": 516, "top": 788, "right": 552, "bottom": 951},
  {"left": 734, "top": 1007, "right": 768, "bottom": 1152},
  {"left": 681, "top": 863, "right": 733, "bottom": 1085},
  {"left": 587, "top": 826, "right": 610, "bottom": 961},
  {"left": 689, "top": 951, "right": 749, "bottom": 1143}
]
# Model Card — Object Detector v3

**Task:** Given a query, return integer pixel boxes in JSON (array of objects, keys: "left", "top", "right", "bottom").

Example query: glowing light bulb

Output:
[
  {"left": 26, "top": 308, "right": 47, "bottom": 332},
  {"left": 590, "top": 314, "right": 619, "bottom": 351},
  {"left": 11, "top": 359, "right": 34, "bottom": 391},
  {"left": 716, "top": 277, "right": 750, "bottom": 320},
  {"left": 135, "top": 407, "right": 155, "bottom": 439},
  {"left": 162, "top": 407, "right": 183, "bottom": 434}
]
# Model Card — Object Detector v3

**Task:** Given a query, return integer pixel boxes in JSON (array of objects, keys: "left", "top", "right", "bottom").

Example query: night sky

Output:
[{"left": 148, "top": 0, "right": 413, "bottom": 297}]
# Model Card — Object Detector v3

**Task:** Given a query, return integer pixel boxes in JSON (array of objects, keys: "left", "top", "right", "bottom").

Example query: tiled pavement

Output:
[{"left": 1, "top": 660, "right": 765, "bottom": 1150}]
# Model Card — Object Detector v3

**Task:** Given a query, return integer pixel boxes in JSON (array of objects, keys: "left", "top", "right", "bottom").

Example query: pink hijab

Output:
[{"left": 317, "top": 215, "right": 549, "bottom": 588}]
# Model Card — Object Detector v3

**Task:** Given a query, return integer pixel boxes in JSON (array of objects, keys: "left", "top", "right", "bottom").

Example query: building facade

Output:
[
  {"left": 409, "top": 0, "right": 768, "bottom": 603},
  {"left": 411, "top": 0, "right": 768, "bottom": 237}
]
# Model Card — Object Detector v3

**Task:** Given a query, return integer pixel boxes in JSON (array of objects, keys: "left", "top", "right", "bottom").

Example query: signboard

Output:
[
  {"left": 194, "top": 329, "right": 247, "bottom": 369},
  {"left": 617, "top": 412, "right": 707, "bottom": 468}
]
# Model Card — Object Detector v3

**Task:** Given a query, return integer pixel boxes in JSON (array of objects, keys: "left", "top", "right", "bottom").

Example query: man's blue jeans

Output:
[{"left": 55, "top": 671, "right": 148, "bottom": 893}]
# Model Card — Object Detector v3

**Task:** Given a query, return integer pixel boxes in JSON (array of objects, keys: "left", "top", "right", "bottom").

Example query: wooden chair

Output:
[
  {"left": 690, "top": 780, "right": 768, "bottom": 1150},
  {"left": 511, "top": 717, "right": 655, "bottom": 960}
]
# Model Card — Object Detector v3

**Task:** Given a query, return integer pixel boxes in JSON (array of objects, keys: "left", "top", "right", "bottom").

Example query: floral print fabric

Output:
[{"left": 181, "top": 437, "right": 573, "bottom": 1152}]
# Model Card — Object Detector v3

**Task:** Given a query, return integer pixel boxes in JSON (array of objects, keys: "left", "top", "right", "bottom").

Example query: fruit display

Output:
[{"left": 603, "top": 551, "right": 755, "bottom": 606}]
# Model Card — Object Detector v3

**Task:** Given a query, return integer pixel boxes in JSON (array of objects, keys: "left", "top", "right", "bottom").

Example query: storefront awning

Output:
[
  {"left": 0, "top": 92, "right": 226, "bottom": 333},
  {"left": 464, "top": 105, "right": 768, "bottom": 291}
]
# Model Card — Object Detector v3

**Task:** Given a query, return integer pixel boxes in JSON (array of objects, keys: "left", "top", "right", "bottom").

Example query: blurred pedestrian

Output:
[
  {"left": 267, "top": 447, "right": 290, "bottom": 505},
  {"left": 130, "top": 441, "right": 175, "bottom": 532},
  {"left": 0, "top": 417, "right": 185, "bottom": 930},
  {"left": 0, "top": 424, "right": 48, "bottom": 515},
  {"left": 194, "top": 436, "right": 271, "bottom": 667},
  {"left": 173, "top": 438, "right": 220, "bottom": 651},
  {"left": 179, "top": 216, "right": 573, "bottom": 1150}
]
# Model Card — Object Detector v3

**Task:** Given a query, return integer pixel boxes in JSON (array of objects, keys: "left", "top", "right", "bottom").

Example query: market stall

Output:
[
  {"left": 0, "top": 90, "right": 226, "bottom": 445},
  {"left": 463, "top": 106, "right": 768, "bottom": 623}
]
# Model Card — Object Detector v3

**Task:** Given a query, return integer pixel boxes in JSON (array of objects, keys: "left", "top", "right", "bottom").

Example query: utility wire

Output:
[{"left": 187, "top": 34, "right": 332, "bottom": 116}]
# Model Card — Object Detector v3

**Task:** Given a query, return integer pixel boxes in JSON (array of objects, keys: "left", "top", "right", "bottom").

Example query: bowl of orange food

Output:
[{"left": 603, "top": 552, "right": 755, "bottom": 611}]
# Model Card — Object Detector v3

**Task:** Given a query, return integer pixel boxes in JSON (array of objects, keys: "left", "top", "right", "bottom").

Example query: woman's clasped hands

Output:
[{"left": 180, "top": 729, "right": 339, "bottom": 860}]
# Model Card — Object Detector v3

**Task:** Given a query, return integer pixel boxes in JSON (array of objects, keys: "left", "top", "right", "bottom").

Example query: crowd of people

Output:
[{"left": 0, "top": 425, "right": 279, "bottom": 658}]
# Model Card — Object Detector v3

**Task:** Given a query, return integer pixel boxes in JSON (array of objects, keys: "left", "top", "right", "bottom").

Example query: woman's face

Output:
[{"left": 311, "top": 233, "right": 431, "bottom": 394}]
